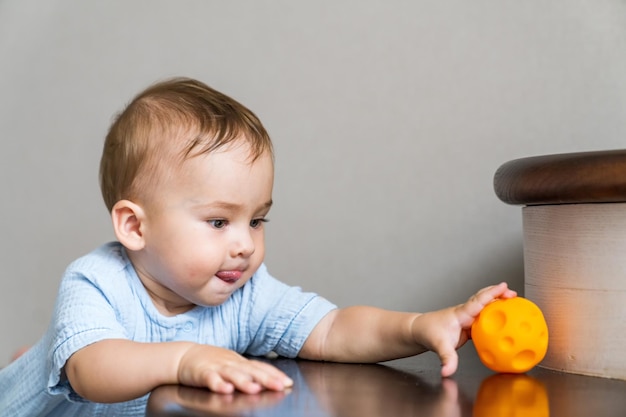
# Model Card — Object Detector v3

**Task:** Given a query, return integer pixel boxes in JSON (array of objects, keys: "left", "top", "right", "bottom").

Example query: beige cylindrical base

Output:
[{"left": 523, "top": 203, "right": 626, "bottom": 380}]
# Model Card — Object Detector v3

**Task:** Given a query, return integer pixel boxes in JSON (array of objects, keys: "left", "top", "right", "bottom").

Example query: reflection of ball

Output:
[
  {"left": 471, "top": 297, "right": 548, "bottom": 373},
  {"left": 473, "top": 374, "right": 549, "bottom": 417}
]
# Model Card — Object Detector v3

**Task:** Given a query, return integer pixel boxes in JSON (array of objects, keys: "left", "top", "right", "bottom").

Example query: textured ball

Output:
[{"left": 471, "top": 297, "right": 549, "bottom": 373}]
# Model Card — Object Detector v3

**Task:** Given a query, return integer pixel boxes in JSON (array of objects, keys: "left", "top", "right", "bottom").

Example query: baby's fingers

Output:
[
  {"left": 247, "top": 359, "right": 294, "bottom": 391},
  {"left": 439, "top": 348, "right": 459, "bottom": 377},
  {"left": 458, "top": 283, "right": 517, "bottom": 324},
  {"left": 205, "top": 370, "right": 238, "bottom": 394},
  {"left": 206, "top": 360, "right": 293, "bottom": 394}
]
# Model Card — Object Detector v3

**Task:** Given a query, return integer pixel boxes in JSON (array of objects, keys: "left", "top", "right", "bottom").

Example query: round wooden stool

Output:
[{"left": 494, "top": 149, "right": 626, "bottom": 380}]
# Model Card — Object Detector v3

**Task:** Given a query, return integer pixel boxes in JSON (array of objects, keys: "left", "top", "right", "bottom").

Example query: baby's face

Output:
[{"left": 133, "top": 142, "right": 274, "bottom": 314}]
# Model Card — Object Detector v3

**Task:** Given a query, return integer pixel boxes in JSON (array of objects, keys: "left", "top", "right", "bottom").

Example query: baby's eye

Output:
[
  {"left": 208, "top": 219, "right": 227, "bottom": 229},
  {"left": 250, "top": 218, "right": 268, "bottom": 229}
]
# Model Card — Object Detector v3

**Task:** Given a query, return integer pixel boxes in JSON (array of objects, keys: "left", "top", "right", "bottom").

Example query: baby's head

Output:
[
  {"left": 99, "top": 78, "right": 275, "bottom": 311},
  {"left": 99, "top": 77, "right": 273, "bottom": 212}
]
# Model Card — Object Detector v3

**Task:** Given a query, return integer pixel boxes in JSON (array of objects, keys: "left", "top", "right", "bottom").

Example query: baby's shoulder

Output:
[
  {"left": 54, "top": 242, "right": 140, "bottom": 318},
  {"left": 61, "top": 242, "right": 130, "bottom": 289},
  {"left": 66, "top": 241, "right": 127, "bottom": 273}
]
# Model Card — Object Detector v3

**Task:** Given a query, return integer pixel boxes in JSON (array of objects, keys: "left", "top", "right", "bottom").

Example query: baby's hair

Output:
[{"left": 99, "top": 77, "right": 273, "bottom": 212}]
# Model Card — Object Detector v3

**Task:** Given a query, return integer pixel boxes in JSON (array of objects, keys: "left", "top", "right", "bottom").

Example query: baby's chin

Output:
[{"left": 193, "top": 279, "right": 250, "bottom": 306}]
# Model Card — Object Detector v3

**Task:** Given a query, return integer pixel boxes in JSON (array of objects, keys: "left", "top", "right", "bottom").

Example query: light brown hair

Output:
[{"left": 99, "top": 77, "right": 273, "bottom": 212}]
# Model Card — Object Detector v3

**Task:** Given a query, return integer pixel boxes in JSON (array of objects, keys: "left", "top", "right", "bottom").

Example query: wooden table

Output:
[{"left": 145, "top": 344, "right": 626, "bottom": 416}]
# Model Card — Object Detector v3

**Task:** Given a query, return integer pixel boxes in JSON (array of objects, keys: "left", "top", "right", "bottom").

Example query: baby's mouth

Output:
[{"left": 215, "top": 270, "right": 243, "bottom": 283}]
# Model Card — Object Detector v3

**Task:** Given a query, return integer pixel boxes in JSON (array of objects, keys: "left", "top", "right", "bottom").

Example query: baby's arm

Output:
[
  {"left": 65, "top": 340, "right": 293, "bottom": 403},
  {"left": 299, "top": 282, "right": 516, "bottom": 376}
]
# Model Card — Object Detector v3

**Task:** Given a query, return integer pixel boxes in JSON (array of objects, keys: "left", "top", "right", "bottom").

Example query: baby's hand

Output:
[
  {"left": 177, "top": 345, "right": 293, "bottom": 394},
  {"left": 410, "top": 282, "right": 516, "bottom": 377}
]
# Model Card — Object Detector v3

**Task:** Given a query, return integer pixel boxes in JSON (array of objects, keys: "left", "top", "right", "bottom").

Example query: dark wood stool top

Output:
[{"left": 493, "top": 149, "right": 626, "bottom": 205}]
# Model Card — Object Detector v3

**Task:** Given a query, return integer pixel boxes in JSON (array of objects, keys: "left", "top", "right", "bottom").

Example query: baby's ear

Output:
[{"left": 111, "top": 200, "right": 146, "bottom": 251}]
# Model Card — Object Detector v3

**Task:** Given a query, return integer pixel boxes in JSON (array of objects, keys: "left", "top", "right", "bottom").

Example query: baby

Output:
[{"left": 0, "top": 77, "right": 515, "bottom": 416}]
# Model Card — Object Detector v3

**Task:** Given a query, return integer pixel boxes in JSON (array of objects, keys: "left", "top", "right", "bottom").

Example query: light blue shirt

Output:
[{"left": 0, "top": 242, "right": 337, "bottom": 416}]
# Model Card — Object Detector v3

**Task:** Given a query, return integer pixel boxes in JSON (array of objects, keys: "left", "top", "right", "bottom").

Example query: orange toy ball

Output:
[{"left": 471, "top": 297, "right": 549, "bottom": 373}]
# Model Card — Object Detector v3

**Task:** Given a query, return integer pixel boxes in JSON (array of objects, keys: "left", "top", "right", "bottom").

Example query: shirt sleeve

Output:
[
  {"left": 46, "top": 268, "right": 129, "bottom": 400},
  {"left": 239, "top": 264, "right": 337, "bottom": 358}
]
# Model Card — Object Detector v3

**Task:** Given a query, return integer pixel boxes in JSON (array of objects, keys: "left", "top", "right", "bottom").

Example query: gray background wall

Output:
[{"left": 1, "top": 0, "right": 625, "bottom": 363}]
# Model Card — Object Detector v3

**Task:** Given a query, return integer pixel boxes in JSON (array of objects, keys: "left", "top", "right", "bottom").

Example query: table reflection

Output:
[
  {"left": 146, "top": 358, "right": 471, "bottom": 417},
  {"left": 146, "top": 347, "right": 626, "bottom": 417},
  {"left": 147, "top": 385, "right": 288, "bottom": 416},
  {"left": 474, "top": 374, "right": 549, "bottom": 417},
  {"left": 297, "top": 360, "right": 470, "bottom": 417}
]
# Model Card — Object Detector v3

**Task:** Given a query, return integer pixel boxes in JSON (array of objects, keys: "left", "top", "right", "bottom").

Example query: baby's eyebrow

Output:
[
  {"left": 199, "top": 200, "right": 273, "bottom": 211},
  {"left": 257, "top": 200, "right": 274, "bottom": 213}
]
